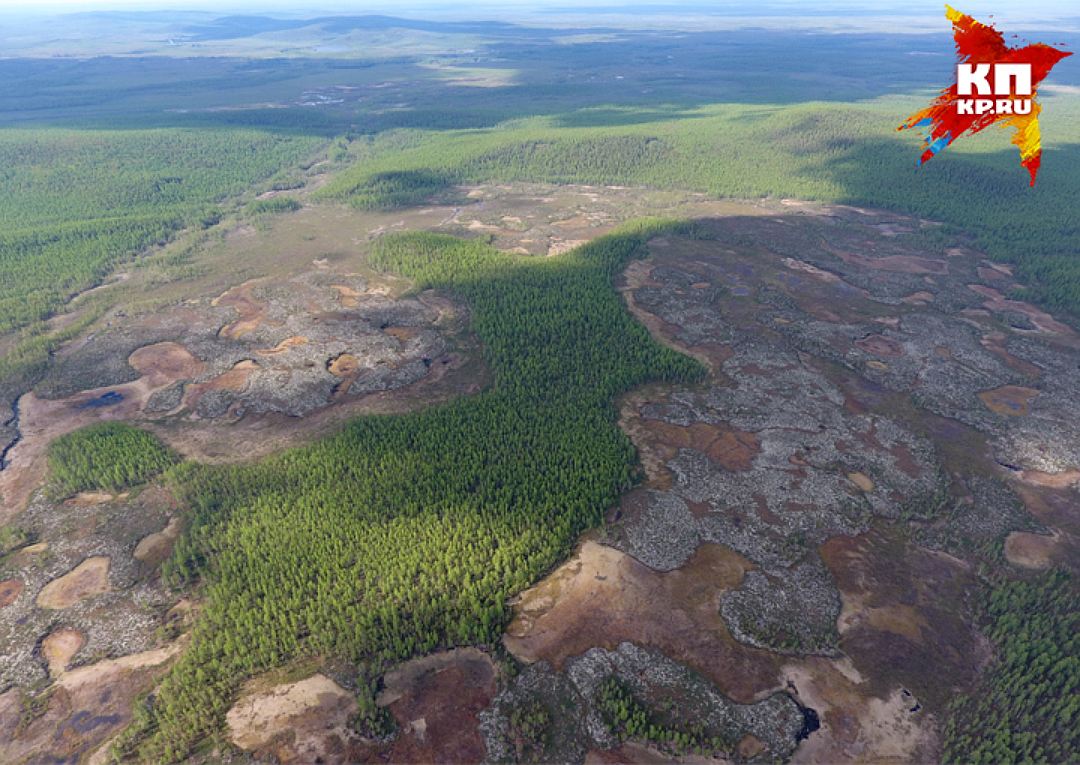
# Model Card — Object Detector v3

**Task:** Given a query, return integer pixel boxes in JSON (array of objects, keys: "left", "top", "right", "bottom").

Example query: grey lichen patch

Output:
[
  {"left": 613, "top": 490, "right": 699, "bottom": 572},
  {"left": 31, "top": 266, "right": 458, "bottom": 427},
  {"left": 720, "top": 556, "right": 842, "bottom": 655},
  {"left": 479, "top": 660, "right": 587, "bottom": 765},
  {"left": 572, "top": 643, "right": 803, "bottom": 759},
  {"left": 144, "top": 382, "right": 184, "bottom": 414},
  {"left": 609, "top": 342, "right": 944, "bottom": 653}
]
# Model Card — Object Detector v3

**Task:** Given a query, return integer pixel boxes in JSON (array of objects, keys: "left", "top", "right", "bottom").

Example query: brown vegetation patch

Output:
[
  {"left": 820, "top": 532, "right": 983, "bottom": 709},
  {"left": 980, "top": 332, "right": 1042, "bottom": 377},
  {"left": 860, "top": 603, "right": 928, "bottom": 645},
  {"left": 255, "top": 335, "right": 309, "bottom": 356},
  {"left": 327, "top": 353, "right": 360, "bottom": 378},
  {"left": 889, "top": 444, "right": 923, "bottom": 480},
  {"left": 36, "top": 556, "right": 110, "bottom": 610},
  {"left": 548, "top": 238, "right": 589, "bottom": 256},
  {"left": 738, "top": 734, "right": 767, "bottom": 760},
  {"left": 1004, "top": 530, "right": 1060, "bottom": 569},
  {"left": 182, "top": 360, "right": 258, "bottom": 412},
  {"left": 64, "top": 491, "right": 117, "bottom": 507},
  {"left": 0, "top": 639, "right": 182, "bottom": 765},
  {"left": 551, "top": 214, "right": 595, "bottom": 231},
  {"left": 226, "top": 674, "right": 359, "bottom": 760},
  {"left": 977, "top": 265, "right": 1011, "bottom": 284},
  {"left": 59, "top": 639, "right": 183, "bottom": 692},
  {"left": 327, "top": 352, "right": 362, "bottom": 397},
  {"left": 504, "top": 540, "right": 778, "bottom": 703},
  {"left": 617, "top": 389, "right": 676, "bottom": 489},
  {"left": 827, "top": 247, "right": 948, "bottom": 275},
  {"left": 587, "top": 742, "right": 694, "bottom": 764},
  {"left": 385, "top": 326, "right": 420, "bottom": 342},
  {"left": 639, "top": 420, "right": 761, "bottom": 472},
  {"left": 847, "top": 472, "right": 875, "bottom": 493},
  {"left": 41, "top": 628, "right": 86, "bottom": 677},
  {"left": 208, "top": 359, "right": 258, "bottom": 392},
  {"left": 0, "top": 579, "right": 23, "bottom": 608},
  {"left": 376, "top": 648, "right": 498, "bottom": 763},
  {"left": 783, "top": 257, "right": 841, "bottom": 284},
  {"left": 977, "top": 385, "right": 1038, "bottom": 417},
  {"left": 1018, "top": 468, "right": 1080, "bottom": 490},
  {"left": 968, "top": 284, "right": 1079, "bottom": 341},
  {"left": 331, "top": 284, "right": 361, "bottom": 308},
  {"left": 133, "top": 516, "right": 182, "bottom": 567},
  {"left": 214, "top": 280, "right": 272, "bottom": 339},
  {"left": 128, "top": 341, "right": 205, "bottom": 386},
  {"left": 901, "top": 291, "right": 935, "bottom": 305},
  {"left": 854, "top": 335, "right": 904, "bottom": 358}
]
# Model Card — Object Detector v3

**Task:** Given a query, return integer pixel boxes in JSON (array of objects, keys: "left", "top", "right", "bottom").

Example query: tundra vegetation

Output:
[
  {"left": 319, "top": 98, "right": 1080, "bottom": 316},
  {"left": 0, "top": 129, "right": 320, "bottom": 335}
]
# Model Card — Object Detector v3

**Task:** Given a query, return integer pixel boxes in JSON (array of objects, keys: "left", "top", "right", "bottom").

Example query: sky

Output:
[{"left": 3, "top": 0, "right": 1078, "bottom": 11}]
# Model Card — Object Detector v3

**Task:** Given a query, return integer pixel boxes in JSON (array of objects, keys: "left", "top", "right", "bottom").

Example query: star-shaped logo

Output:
[{"left": 898, "top": 5, "right": 1071, "bottom": 185}]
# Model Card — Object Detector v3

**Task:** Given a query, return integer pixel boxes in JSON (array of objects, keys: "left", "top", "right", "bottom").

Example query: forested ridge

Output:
[
  {"left": 112, "top": 222, "right": 704, "bottom": 760},
  {"left": 320, "top": 98, "right": 1080, "bottom": 317}
]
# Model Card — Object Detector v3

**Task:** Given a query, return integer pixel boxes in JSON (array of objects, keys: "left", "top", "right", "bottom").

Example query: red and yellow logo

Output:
[{"left": 898, "top": 5, "right": 1071, "bottom": 185}]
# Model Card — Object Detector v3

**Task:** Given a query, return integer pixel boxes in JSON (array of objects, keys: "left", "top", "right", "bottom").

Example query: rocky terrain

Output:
[{"left": 499, "top": 201, "right": 1079, "bottom": 762}]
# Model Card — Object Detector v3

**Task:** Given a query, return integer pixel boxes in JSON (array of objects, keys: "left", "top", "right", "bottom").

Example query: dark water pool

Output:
[{"left": 78, "top": 391, "right": 124, "bottom": 409}]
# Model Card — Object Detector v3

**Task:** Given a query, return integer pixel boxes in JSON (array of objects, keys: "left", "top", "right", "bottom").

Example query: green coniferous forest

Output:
[
  {"left": 47, "top": 422, "right": 177, "bottom": 497},
  {"left": 114, "top": 222, "right": 704, "bottom": 759},
  {"left": 943, "top": 571, "right": 1078, "bottom": 764}
]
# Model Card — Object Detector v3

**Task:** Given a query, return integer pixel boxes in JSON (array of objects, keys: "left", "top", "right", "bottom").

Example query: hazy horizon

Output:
[
  {"left": 3, "top": 1, "right": 1079, "bottom": 39},
  {"left": 5, "top": 0, "right": 1079, "bottom": 16}
]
